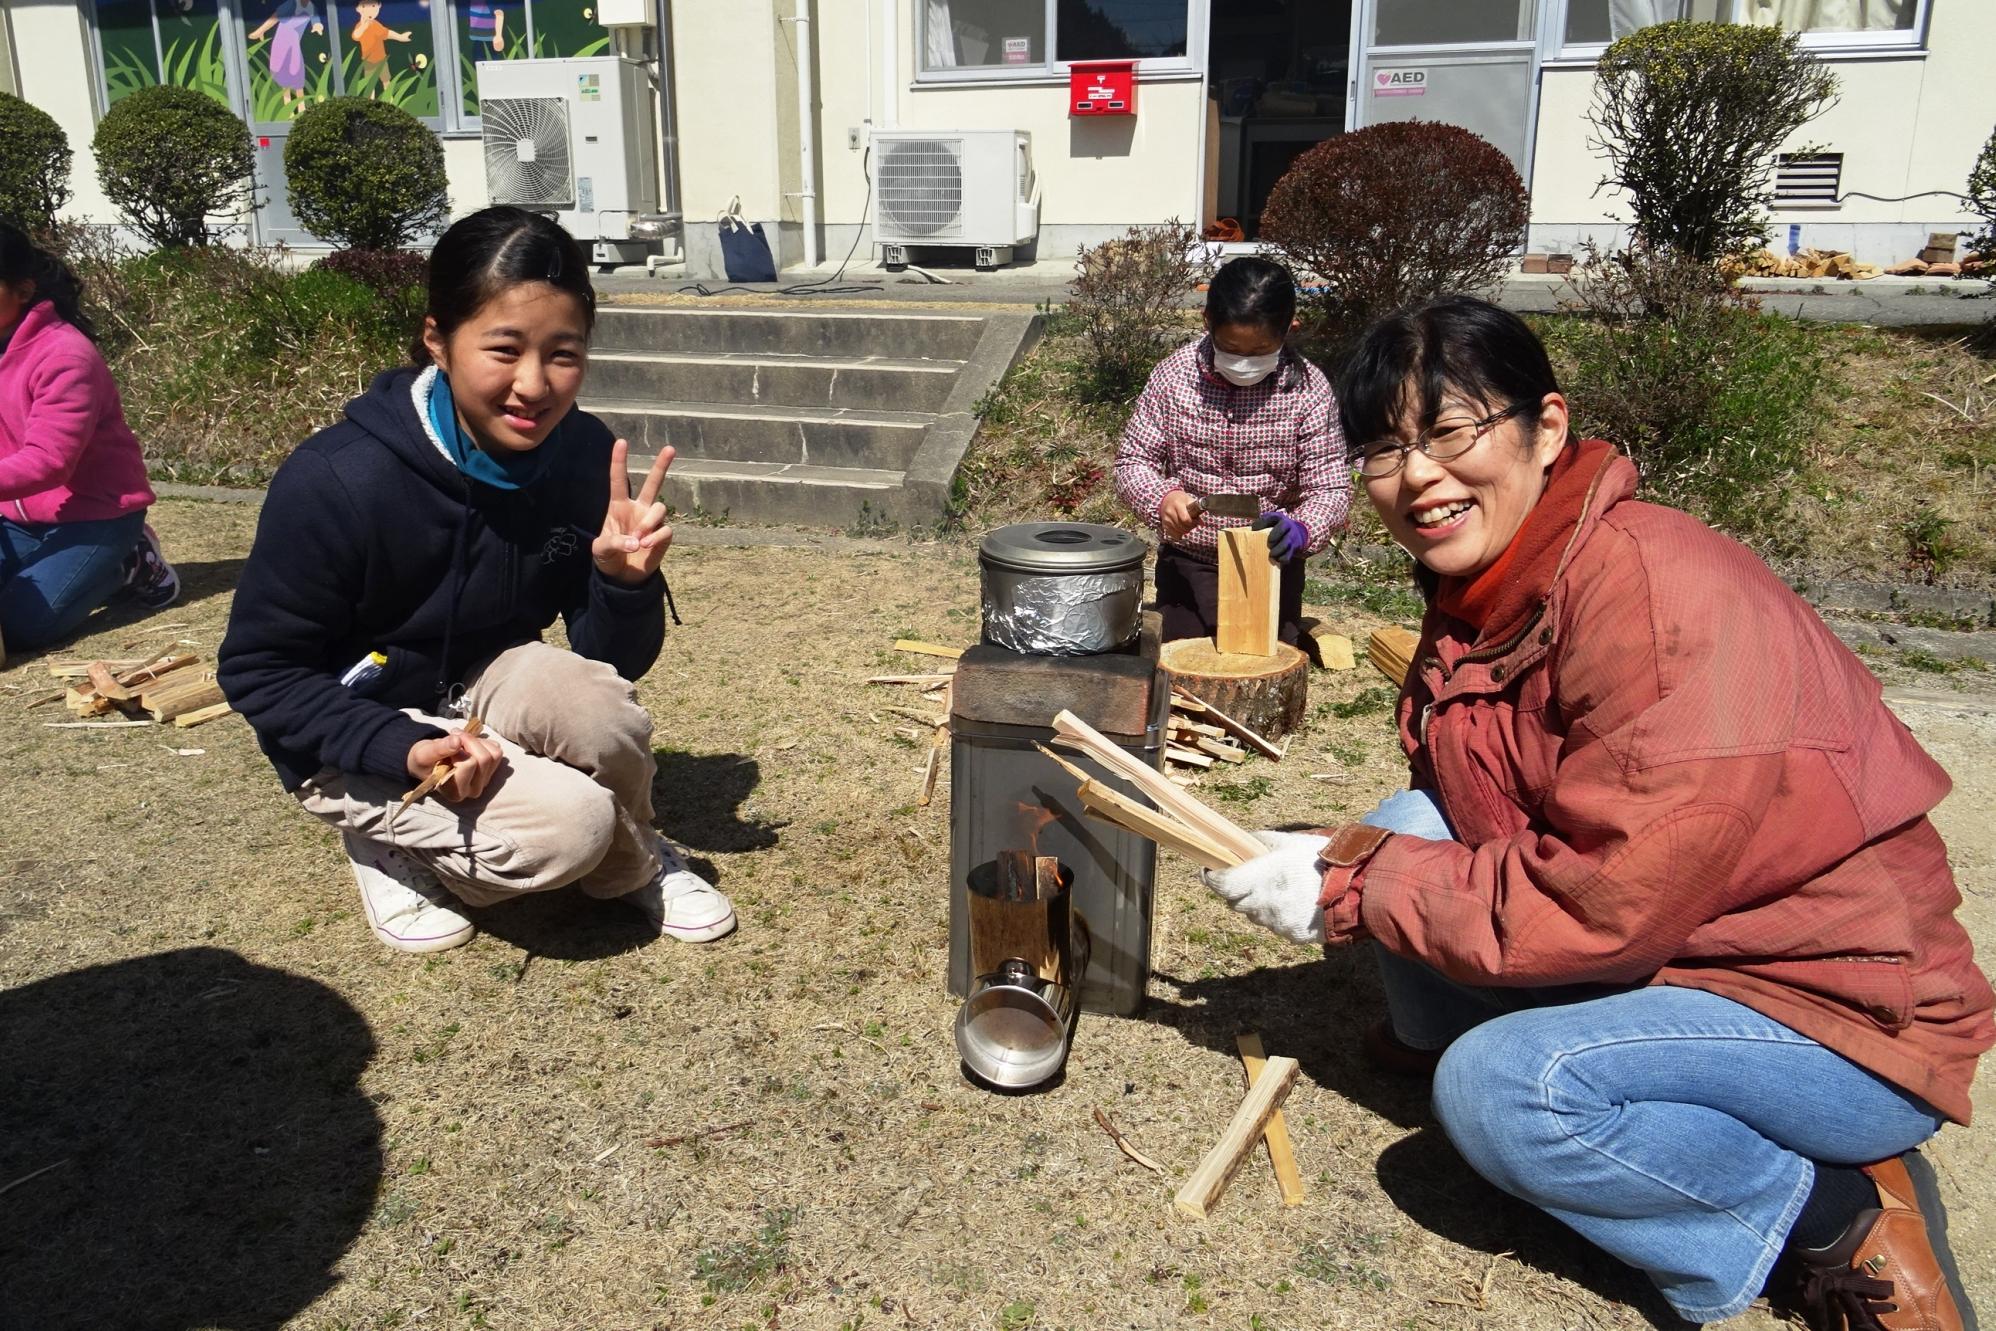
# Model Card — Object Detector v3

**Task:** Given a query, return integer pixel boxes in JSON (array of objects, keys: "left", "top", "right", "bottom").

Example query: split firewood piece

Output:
[
  {"left": 173, "top": 702, "right": 234, "bottom": 729},
  {"left": 1217, "top": 527, "right": 1279, "bottom": 657},
  {"left": 888, "top": 705, "right": 948, "bottom": 728},
  {"left": 1051, "top": 710, "right": 1264, "bottom": 864},
  {"left": 1173, "top": 1055, "right": 1301, "bottom": 1219},
  {"left": 893, "top": 639, "right": 964, "bottom": 660},
  {"left": 1170, "top": 685, "right": 1283, "bottom": 762},
  {"left": 46, "top": 718, "right": 154, "bottom": 728},
  {"left": 66, "top": 686, "right": 117, "bottom": 718},
  {"left": 1195, "top": 737, "right": 1248, "bottom": 763},
  {"left": 1166, "top": 744, "right": 1216, "bottom": 769},
  {"left": 866, "top": 672, "right": 956, "bottom": 686},
  {"left": 1368, "top": 627, "right": 1421, "bottom": 688},
  {"left": 390, "top": 715, "right": 485, "bottom": 827},
  {"left": 116, "top": 653, "right": 199, "bottom": 688},
  {"left": 917, "top": 722, "right": 947, "bottom": 807},
  {"left": 47, "top": 658, "right": 147, "bottom": 680},
  {"left": 1236, "top": 1033, "right": 1306, "bottom": 1207},
  {"left": 1092, "top": 1107, "right": 1166, "bottom": 1175},
  {"left": 1076, "top": 778, "right": 1242, "bottom": 871},
  {"left": 1170, "top": 692, "right": 1208, "bottom": 715},
  {"left": 140, "top": 676, "right": 225, "bottom": 723},
  {"left": 88, "top": 662, "right": 137, "bottom": 703},
  {"left": 1298, "top": 618, "right": 1356, "bottom": 671},
  {"left": 1172, "top": 717, "right": 1229, "bottom": 740}
]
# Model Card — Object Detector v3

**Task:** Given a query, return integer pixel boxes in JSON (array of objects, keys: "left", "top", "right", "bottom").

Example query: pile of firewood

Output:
[
  {"left": 1733, "top": 233, "right": 1988, "bottom": 282},
  {"left": 40, "top": 652, "right": 231, "bottom": 728},
  {"left": 1733, "top": 248, "right": 1883, "bottom": 281},
  {"left": 1165, "top": 691, "right": 1280, "bottom": 771}
]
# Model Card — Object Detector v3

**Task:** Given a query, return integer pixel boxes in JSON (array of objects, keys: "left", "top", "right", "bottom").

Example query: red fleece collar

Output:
[{"left": 1434, "top": 438, "right": 1617, "bottom": 644}]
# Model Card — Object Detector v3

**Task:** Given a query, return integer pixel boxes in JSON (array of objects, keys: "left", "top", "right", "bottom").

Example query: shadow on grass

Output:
[
  {"left": 1152, "top": 957, "right": 1686, "bottom": 1330},
  {"left": 651, "top": 749, "right": 785, "bottom": 854},
  {"left": 0, "top": 947, "right": 380, "bottom": 1331},
  {"left": 471, "top": 890, "right": 662, "bottom": 963}
]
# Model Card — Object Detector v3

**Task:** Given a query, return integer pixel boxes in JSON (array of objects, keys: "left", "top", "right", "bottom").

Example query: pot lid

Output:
[{"left": 978, "top": 522, "right": 1147, "bottom": 575}]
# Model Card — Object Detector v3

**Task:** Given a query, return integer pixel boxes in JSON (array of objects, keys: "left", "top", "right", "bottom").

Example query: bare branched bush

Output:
[{"left": 1067, "top": 220, "right": 1211, "bottom": 403}]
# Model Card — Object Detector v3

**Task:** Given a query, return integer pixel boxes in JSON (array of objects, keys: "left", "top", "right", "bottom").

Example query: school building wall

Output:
[{"left": 1528, "top": 2, "right": 1996, "bottom": 263}]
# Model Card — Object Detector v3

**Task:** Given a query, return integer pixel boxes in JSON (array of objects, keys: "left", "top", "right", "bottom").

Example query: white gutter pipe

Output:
[
  {"left": 879, "top": 0, "right": 897, "bottom": 128},
  {"left": 782, "top": 0, "right": 821, "bottom": 268}
]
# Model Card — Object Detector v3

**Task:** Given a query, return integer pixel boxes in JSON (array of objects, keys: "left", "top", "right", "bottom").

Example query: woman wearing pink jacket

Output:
[{"left": 0, "top": 223, "right": 177, "bottom": 653}]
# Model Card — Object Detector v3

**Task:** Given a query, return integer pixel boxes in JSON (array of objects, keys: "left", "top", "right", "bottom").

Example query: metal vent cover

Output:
[
  {"left": 1774, "top": 152, "right": 1842, "bottom": 206},
  {"left": 482, "top": 97, "right": 574, "bottom": 208},
  {"left": 877, "top": 137, "right": 965, "bottom": 238}
]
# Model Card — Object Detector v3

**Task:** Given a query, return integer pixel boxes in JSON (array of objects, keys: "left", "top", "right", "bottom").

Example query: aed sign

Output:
[{"left": 1373, "top": 67, "right": 1428, "bottom": 96}]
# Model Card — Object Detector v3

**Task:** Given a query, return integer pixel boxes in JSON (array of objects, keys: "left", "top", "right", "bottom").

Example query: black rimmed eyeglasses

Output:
[{"left": 1351, "top": 401, "right": 1535, "bottom": 479}]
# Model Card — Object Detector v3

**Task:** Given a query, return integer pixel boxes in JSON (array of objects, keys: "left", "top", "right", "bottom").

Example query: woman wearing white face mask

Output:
[{"left": 1114, "top": 256, "right": 1350, "bottom": 644}]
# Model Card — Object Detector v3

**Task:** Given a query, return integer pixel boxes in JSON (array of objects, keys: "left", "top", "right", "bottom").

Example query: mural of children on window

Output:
[
  {"left": 466, "top": 0, "right": 506, "bottom": 59},
  {"left": 247, "top": 0, "right": 325, "bottom": 115},
  {"left": 350, "top": 0, "right": 412, "bottom": 95}
]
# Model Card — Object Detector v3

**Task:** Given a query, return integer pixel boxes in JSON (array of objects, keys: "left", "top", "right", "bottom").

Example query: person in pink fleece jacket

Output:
[{"left": 0, "top": 223, "right": 177, "bottom": 652}]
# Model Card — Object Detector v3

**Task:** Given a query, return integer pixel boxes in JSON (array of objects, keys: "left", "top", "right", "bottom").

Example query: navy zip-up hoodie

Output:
[{"left": 219, "top": 366, "right": 665, "bottom": 790}]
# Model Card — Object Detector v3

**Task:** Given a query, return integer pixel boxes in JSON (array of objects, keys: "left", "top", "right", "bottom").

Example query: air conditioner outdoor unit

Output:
[
  {"left": 478, "top": 55, "right": 667, "bottom": 270},
  {"left": 871, "top": 129, "right": 1040, "bottom": 271}
]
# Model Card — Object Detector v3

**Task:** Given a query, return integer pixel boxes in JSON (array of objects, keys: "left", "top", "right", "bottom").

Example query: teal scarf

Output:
[{"left": 427, "top": 370, "right": 557, "bottom": 491}]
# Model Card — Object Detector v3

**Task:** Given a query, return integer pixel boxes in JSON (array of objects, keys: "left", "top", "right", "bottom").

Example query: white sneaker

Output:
[
  {"left": 620, "top": 839, "right": 737, "bottom": 943},
  {"left": 342, "top": 831, "right": 475, "bottom": 953}
]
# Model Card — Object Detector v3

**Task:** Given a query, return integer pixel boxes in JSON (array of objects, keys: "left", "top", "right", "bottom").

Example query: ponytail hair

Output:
[
  {"left": 410, "top": 206, "right": 595, "bottom": 366},
  {"left": 0, "top": 221, "right": 97, "bottom": 342}
]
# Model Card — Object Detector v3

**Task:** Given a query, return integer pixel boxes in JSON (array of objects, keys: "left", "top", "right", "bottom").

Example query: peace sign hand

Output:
[{"left": 593, "top": 439, "right": 674, "bottom": 585}]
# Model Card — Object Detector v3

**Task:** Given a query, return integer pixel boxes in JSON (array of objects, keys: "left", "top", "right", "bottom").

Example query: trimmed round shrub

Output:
[
  {"left": 1591, "top": 21, "right": 1837, "bottom": 262},
  {"left": 285, "top": 98, "right": 448, "bottom": 252},
  {"left": 94, "top": 86, "right": 255, "bottom": 248},
  {"left": 1260, "top": 121, "right": 1529, "bottom": 369},
  {"left": 1968, "top": 125, "right": 1996, "bottom": 256},
  {"left": 0, "top": 93, "right": 73, "bottom": 236}
]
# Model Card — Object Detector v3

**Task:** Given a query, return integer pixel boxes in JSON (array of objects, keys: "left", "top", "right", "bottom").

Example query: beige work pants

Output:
[{"left": 295, "top": 642, "right": 662, "bottom": 907}]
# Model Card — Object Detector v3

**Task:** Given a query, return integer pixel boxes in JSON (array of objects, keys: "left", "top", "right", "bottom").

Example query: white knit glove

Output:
[{"left": 1200, "top": 830, "right": 1330, "bottom": 944}]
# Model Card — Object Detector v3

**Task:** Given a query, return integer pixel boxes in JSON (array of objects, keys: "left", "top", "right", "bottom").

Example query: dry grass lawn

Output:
[{"left": 1, "top": 497, "right": 1990, "bottom": 1331}]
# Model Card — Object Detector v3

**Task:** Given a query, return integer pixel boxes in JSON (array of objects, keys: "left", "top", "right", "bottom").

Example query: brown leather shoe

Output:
[
  {"left": 1361, "top": 1019, "right": 1445, "bottom": 1077},
  {"left": 1794, "top": 1151, "right": 1978, "bottom": 1331}
]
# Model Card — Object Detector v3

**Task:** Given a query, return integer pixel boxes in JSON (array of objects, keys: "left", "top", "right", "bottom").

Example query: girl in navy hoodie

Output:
[{"left": 219, "top": 207, "right": 735, "bottom": 953}]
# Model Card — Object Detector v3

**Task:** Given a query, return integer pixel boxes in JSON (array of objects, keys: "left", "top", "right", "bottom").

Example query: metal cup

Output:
[{"left": 954, "top": 959, "right": 1077, "bottom": 1089}]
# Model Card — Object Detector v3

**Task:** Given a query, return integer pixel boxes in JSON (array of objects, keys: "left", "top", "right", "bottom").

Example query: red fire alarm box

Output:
[{"left": 1069, "top": 60, "right": 1136, "bottom": 116}]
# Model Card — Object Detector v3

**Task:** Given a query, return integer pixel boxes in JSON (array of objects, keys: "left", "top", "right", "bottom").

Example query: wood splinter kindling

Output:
[{"left": 390, "top": 715, "right": 486, "bottom": 828}]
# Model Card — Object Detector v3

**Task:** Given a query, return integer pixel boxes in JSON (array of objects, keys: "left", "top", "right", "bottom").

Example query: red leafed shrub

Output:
[
  {"left": 314, "top": 246, "right": 429, "bottom": 297},
  {"left": 1260, "top": 121, "right": 1529, "bottom": 368}
]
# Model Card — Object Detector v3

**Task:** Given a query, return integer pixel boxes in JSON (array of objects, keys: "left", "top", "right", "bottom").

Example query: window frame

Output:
[
  {"left": 1547, "top": 0, "right": 1930, "bottom": 64},
  {"left": 915, "top": 0, "right": 1207, "bottom": 85}
]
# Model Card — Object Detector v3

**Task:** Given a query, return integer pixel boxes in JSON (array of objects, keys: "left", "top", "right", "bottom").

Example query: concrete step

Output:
[
  {"left": 592, "top": 305, "right": 990, "bottom": 360},
  {"left": 652, "top": 456, "right": 914, "bottom": 529},
  {"left": 587, "top": 349, "right": 962, "bottom": 413},
  {"left": 585, "top": 397, "right": 933, "bottom": 471}
]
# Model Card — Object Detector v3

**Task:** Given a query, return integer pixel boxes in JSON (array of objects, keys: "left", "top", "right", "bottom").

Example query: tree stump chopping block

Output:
[{"left": 1159, "top": 639, "right": 1309, "bottom": 741}]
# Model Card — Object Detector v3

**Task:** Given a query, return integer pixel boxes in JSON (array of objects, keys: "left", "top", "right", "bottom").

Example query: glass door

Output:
[{"left": 1353, "top": 0, "right": 1539, "bottom": 177}]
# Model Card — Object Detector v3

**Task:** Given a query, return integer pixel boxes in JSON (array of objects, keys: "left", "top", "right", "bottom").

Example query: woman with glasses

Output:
[{"left": 1201, "top": 296, "right": 1987, "bottom": 1330}]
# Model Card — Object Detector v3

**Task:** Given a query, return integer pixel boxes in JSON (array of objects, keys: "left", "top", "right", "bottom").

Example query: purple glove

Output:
[{"left": 1252, "top": 512, "right": 1308, "bottom": 562}]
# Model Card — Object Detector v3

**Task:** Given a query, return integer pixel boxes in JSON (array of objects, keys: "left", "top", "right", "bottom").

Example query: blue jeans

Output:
[
  {"left": 0, "top": 512, "right": 144, "bottom": 652},
  {"left": 1359, "top": 788, "right": 1944, "bottom": 1323}
]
